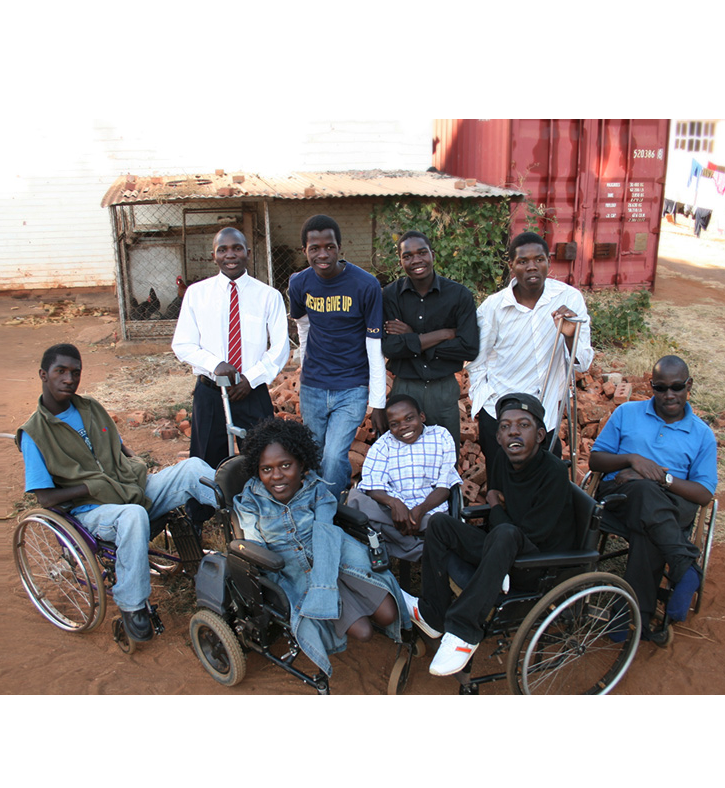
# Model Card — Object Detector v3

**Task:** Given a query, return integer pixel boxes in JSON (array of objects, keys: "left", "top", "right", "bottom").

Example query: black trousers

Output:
[
  {"left": 418, "top": 513, "right": 538, "bottom": 644},
  {"left": 186, "top": 378, "right": 273, "bottom": 523},
  {"left": 599, "top": 479, "right": 700, "bottom": 616},
  {"left": 477, "top": 408, "right": 561, "bottom": 482},
  {"left": 190, "top": 377, "right": 273, "bottom": 470}
]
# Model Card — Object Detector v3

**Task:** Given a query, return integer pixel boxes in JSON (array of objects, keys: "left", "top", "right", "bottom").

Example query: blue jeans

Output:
[
  {"left": 75, "top": 458, "right": 216, "bottom": 611},
  {"left": 299, "top": 384, "right": 368, "bottom": 500}
]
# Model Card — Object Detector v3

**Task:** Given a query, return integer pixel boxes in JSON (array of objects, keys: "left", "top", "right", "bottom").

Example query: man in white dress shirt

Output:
[
  {"left": 172, "top": 227, "right": 290, "bottom": 485},
  {"left": 467, "top": 231, "right": 593, "bottom": 477}
]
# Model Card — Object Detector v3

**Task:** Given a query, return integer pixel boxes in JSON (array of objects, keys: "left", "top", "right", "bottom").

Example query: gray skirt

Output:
[{"left": 332, "top": 573, "right": 389, "bottom": 638}]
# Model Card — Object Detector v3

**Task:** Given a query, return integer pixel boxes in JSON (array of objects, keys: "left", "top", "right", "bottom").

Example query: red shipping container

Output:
[{"left": 432, "top": 119, "right": 670, "bottom": 290}]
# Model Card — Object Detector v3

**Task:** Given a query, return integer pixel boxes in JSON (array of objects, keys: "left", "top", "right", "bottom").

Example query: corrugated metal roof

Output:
[{"left": 101, "top": 169, "right": 524, "bottom": 207}]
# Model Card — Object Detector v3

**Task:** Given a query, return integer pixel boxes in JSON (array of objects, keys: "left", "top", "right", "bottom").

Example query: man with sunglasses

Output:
[{"left": 589, "top": 355, "right": 717, "bottom": 642}]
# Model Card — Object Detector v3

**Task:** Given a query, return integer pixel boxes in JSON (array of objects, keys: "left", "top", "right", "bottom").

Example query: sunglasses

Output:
[{"left": 650, "top": 379, "right": 690, "bottom": 393}]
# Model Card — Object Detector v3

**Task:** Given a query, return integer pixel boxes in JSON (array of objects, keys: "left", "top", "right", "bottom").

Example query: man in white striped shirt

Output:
[{"left": 467, "top": 232, "right": 593, "bottom": 477}]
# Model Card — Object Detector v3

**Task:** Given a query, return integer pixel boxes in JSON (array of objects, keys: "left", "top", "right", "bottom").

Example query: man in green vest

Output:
[{"left": 17, "top": 343, "right": 218, "bottom": 643}]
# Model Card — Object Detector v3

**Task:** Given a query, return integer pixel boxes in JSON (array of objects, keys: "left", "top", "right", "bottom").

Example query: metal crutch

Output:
[
  {"left": 541, "top": 316, "right": 588, "bottom": 480},
  {"left": 214, "top": 373, "right": 247, "bottom": 457}
]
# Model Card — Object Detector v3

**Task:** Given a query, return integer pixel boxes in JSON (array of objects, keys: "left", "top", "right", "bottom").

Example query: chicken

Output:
[{"left": 130, "top": 287, "right": 163, "bottom": 320}]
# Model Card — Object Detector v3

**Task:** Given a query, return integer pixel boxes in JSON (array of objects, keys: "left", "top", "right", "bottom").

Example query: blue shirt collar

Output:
[{"left": 645, "top": 397, "right": 694, "bottom": 432}]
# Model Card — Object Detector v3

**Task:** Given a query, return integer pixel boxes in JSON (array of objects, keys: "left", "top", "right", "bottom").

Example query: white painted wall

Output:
[
  {"left": 0, "top": 119, "right": 433, "bottom": 291},
  {"left": 664, "top": 119, "right": 724, "bottom": 209}
]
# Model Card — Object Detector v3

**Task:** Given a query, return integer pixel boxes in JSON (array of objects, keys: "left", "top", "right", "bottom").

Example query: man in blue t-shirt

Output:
[
  {"left": 17, "top": 343, "right": 217, "bottom": 643},
  {"left": 590, "top": 355, "right": 717, "bottom": 642},
  {"left": 288, "top": 214, "right": 387, "bottom": 499}
]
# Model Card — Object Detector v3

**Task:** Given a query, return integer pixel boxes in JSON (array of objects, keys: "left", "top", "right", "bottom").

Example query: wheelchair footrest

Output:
[{"left": 167, "top": 512, "right": 205, "bottom": 568}]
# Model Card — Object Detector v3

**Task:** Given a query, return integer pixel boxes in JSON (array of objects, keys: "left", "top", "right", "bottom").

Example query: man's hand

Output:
[
  {"left": 486, "top": 489, "right": 505, "bottom": 509},
  {"left": 370, "top": 407, "right": 387, "bottom": 435},
  {"left": 552, "top": 305, "right": 579, "bottom": 338},
  {"left": 384, "top": 319, "right": 413, "bottom": 335},
  {"left": 229, "top": 375, "right": 252, "bottom": 402},
  {"left": 388, "top": 498, "right": 416, "bottom": 535},
  {"left": 626, "top": 454, "right": 667, "bottom": 483},
  {"left": 214, "top": 361, "right": 238, "bottom": 380},
  {"left": 408, "top": 504, "right": 428, "bottom": 535},
  {"left": 213, "top": 362, "right": 251, "bottom": 402}
]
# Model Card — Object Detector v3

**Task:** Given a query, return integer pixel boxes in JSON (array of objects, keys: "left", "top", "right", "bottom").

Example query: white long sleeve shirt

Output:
[
  {"left": 294, "top": 315, "right": 386, "bottom": 409},
  {"left": 172, "top": 271, "right": 290, "bottom": 389},
  {"left": 466, "top": 277, "right": 593, "bottom": 433}
]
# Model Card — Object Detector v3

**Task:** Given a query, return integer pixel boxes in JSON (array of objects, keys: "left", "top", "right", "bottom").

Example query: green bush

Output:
[
  {"left": 584, "top": 289, "right": 652, "bottom": 349},
  {"left": 371, "top": 198, "right": 512, "bottom": 296}
]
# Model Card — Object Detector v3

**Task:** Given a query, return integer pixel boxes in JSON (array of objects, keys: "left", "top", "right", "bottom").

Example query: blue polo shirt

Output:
[{"left": 591, "top": 398, "right": 718, "bottom": 494}]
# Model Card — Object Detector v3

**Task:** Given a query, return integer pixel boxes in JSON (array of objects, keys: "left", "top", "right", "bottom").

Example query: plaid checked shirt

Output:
[{"left": 358, "top": 424, "right": 462, "bottom": 512}]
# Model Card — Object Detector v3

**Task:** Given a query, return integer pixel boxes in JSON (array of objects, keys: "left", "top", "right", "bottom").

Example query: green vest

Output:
[{"left": 17, "top": 395, "right": 151, "bottom": 510}]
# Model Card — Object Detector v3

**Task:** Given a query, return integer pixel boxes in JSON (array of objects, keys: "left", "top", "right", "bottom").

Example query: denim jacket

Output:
[{"left": 233, "top": 471, "right": 409, "bottom": 676}]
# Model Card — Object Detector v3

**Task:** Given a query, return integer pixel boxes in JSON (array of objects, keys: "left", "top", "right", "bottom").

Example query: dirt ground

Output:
[{"left": 1, "top": 219, "right": 724, "bottom": 697}]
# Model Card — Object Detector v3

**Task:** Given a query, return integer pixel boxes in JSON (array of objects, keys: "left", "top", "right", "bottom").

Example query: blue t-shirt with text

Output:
[{"left": 289, "top": 262, "right": 383, "bottom": 390}]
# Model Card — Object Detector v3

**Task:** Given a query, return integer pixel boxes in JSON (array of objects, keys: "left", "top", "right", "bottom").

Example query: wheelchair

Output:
[
  {"left": 13, "top": 505, "right": 204, "bottom": 654},
  {"left": 390, "top": 482, "right": 642, "bottom": 695},
  {"left": 189, "top": 454, "right": 409, "bottom": 695},
  {"left": 582, "top": 470, "right": 718, "bottom": 645}
]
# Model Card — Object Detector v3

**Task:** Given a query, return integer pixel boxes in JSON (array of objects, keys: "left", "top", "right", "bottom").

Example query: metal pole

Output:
[
  {"left": 548, "top": 319, "right": 585, "bottom": 457},
  {"left": 215, "top": 374, "right": 247, "bottom": 458},
  {"left": 540, "top": 317, "right": 564, "bottom": 404}
]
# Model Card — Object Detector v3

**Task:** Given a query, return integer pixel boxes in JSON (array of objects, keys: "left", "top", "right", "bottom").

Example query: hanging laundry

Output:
[
  {"left": 694, "top": 208, "right": 713, "bottom": 237},
  {"left": 707, "top": 161, "right": 725, "bottom": 195},
  {"left": 687, "top": 158, "right": 703, "bottom": 188}
]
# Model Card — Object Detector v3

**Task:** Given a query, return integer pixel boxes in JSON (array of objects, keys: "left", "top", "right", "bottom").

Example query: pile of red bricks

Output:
[{"left": 267, "top": 359, "right": 660, "bottom": 506}]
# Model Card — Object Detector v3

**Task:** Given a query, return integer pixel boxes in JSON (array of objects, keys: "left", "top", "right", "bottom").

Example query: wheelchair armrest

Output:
[
  {"left": 334, "top": 503, "right": 370, "bottom": 539},
  {"left": 201, "top": 476, "right": 227, "bottom": 509},
  {"left": 600, "top": 493, "right": 627, "bottom": 507},
  {"left": 448, "top": 484, "right": 462, "bottom": 519},
  {"left": 512, "top": 549, "right": 601, "bottom": 570},
  {"left": 334, "top": 504, "right": 390, "bottom": 573},
  {"left": 228, "top": 539, "right": 284, "bottom": 572},
  {"left": 460, "top": 504, "right": 491, "bottom": 521}
]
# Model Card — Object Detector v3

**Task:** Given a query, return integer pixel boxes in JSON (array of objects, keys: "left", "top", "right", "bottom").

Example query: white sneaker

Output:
[
  {"left": 429, "top": 632, "right": 479, "bottom": 676},
  {"left": 400, "top": 589, "right": 442, "bottom": 639}
]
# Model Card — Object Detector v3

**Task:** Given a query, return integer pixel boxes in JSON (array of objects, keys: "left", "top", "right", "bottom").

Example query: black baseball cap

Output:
[{"left": 495, "top": 393, "right": 546, "bottom": 428}]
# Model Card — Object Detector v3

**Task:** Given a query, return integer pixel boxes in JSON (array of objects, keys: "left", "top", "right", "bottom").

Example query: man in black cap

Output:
[{"left": 400, "top": 393, "right": 576, "bottom": 676}]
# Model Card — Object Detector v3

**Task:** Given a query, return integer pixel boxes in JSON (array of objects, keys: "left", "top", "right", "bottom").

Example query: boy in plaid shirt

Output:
[{"left": 346, "top": 394, "right": 462, "bottom": 561}]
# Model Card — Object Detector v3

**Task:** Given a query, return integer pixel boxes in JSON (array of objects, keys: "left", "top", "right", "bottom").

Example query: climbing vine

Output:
[{"left": 371, "top": 198, "right": 512, "bottom": 296}]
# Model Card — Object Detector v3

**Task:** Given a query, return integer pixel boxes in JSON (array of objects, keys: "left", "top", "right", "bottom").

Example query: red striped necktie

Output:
[{"left": 228, "top": 280, "right": 242, "bottom": 370}]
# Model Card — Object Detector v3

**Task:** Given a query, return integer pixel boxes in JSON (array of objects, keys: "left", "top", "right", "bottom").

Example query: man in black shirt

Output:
[
  {"left": 382, "top": 231, "right": 479, "bottom": 454},
  {"left": 400, "top": 393, "right": 576, "bottom": 677}
]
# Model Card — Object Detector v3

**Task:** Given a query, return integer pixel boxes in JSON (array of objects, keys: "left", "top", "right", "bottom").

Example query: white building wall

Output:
[
  {"left": 664, "top": 118, "right": 724, "bottom": 209},
  {"left": 0, "top": 119, "right": 433, "bottom": 291}
]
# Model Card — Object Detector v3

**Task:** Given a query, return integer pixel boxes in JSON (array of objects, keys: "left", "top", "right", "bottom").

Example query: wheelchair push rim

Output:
[
  {"left": 507, "top": 572, "right": 641, "bottom": 696},
  {"left": 13, "top": 510, "right": 107, "bottom": 633}
]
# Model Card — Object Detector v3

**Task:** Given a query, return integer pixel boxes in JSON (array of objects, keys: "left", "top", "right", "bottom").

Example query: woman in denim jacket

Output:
[{"left": 233, "top": 418, "right": 410, "bottom": 677}]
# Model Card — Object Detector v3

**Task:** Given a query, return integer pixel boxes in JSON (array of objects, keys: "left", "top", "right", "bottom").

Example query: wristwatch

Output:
[{"left": 661, "top": 473, "right": 674, "bottom": 489}]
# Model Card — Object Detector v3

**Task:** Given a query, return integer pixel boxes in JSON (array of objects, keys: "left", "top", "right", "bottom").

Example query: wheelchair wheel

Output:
[
  {"left": 507, "top": 572, "right": 641, "bottom": 696},
  {"left": 113, "top": 617, "right": 137, "bottom": 654},
  {"left": 13, "top": 510, "right": 106, "bottom": 633},
  {"left": 190, "top": 609, "right": 246, "bottom": 686},
  {"left": 692, "top": 500, "right": 717, "bottom": 614}
]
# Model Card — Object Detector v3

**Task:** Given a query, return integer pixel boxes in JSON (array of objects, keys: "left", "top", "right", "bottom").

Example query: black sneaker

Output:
[{"left": 121, "top": 607, "right": 154, "bottom": 642}]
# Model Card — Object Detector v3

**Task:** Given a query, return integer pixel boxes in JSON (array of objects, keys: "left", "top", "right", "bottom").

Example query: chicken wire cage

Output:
[{"left": 110, "top": 200, "right": 272, "bottom": 341}]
